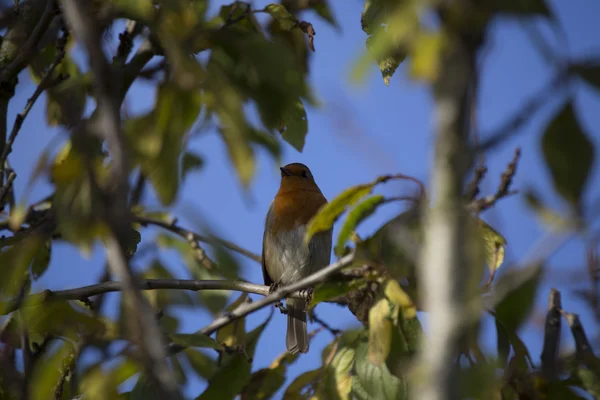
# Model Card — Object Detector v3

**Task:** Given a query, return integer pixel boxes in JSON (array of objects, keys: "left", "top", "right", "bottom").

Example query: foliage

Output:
[{"left": 0, "top": 0, "right": 598, "bottom": 399}]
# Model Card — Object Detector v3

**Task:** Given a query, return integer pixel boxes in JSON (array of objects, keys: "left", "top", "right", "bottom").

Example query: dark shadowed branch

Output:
[{"left": 541, "top": 288, "right": 562, "bottom": 380}]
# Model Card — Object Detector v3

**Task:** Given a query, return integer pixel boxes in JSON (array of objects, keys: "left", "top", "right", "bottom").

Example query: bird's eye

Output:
[{"left": 301, "top": 170, "right": 308, "bottom": 178}]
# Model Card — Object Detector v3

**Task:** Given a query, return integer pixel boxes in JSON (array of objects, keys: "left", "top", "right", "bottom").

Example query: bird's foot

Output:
[
  {"left": 269, "top": 281, "right": 287, "bottom": 314},
  {"left": 299, "top": 288, "right": 313, "bottom": 310}
]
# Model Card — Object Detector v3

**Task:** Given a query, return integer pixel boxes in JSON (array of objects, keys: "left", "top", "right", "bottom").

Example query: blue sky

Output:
[{"left": 5, "top": 0, "right": 600, "bottom": 397}]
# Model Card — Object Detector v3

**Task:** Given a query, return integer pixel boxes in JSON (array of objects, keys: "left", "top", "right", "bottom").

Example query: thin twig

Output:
[
  {"left": 470, "top": 148, "right": 521, "bottom": 212},
  {"left": 169, "top": 252, "right": 355, "bottom": 354},
  {"left": 1, "top": 278, "right": 337, "bottom": 316},
  {"left": 136, "top": 215, "right": 262, "bottom": 263},
  {"left": 541, "top": 288, "right": 561, "bottom": 380},
  {"left": 309, "top": 310, "right": 341, "bottom": 336}
]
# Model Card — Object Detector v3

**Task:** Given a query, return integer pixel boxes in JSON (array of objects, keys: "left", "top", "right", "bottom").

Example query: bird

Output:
[{"left": 262, "top": 162, "right": 332, "bottom": 354}]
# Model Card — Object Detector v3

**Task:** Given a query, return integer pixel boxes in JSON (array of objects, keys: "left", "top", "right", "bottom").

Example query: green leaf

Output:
[
  {"left": 577, "top": 368, "right": 600, "bottom": 397},
  {"left": 30, "top": 239, "right": 51, "bottom": 280},
  {"left": 309, "top": 280, "right": 357, "bottom": 310},
  {"left": 541, "top": 101, "right": 595, "bottom": 208},
  {"left": 181, "top": 151, "right": 204, "bottom": 180},
  {"left": 495, "top": 264, "right": 543, "bottom": 332},
  {"left": 335, "top": 194, "right": 385, "bottom": 256},
  {"left": 169, "top": 333, "right": 221, "bottom": 349},
  {"left": 265, "top": 4, "right": 298, "bottom": 31},
  {"left": 130, "top": 374, "right": 163, "bottom": 400},
  {"left": 278, "top": 99, "right": 308, "bottom": 151},
  {"left": 571, "top": 63, "right": 600, "bottom": 93},
  {"left": 126, "top": 83, "right": 202, "bottom": 205},
  {"left": 283, "top": 369, "right": 322, "bottom": 399},
  {"left": 184, "top": 349, "right": 217, "bottom": 380},
  {"left": 240, "top": 349, "right": 300, "bottom": 400},
  {"left": 196, "top": 312, "right": 272, "bottom": 400},
  {"left": 352, "top": 337, "right": 406, "bottom": 400},
  {"left": 305, "top": 184, "right": 377, "bottom": 243},
  {"left": 29, "top": 340, "right": 78, "bottom": 400}
]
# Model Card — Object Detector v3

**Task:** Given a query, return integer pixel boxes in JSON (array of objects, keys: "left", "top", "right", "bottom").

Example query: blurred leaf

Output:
[
  {"left": 368, "top": 296, "right": 393, "bottom": 366},
  {"left": 355, "top": 1, "right": 418, "bottom": 85},
  {"left": 216, "top": 293, "right": 249, "bottom": 348},
  {"left": 278, "top": 99, "right": 308, "bottom": 152},
  {"left": 496, "top": 318, "right": 511, "bottom": 366},
  {"left": 335, "top": 194, "right": 385, "bottom": 256},
  {"left": 126, "top": 83, "right": 202, "bottom": 205},
  {"left": 29, "top": 340, "right": 77, "bottom": 400},
  {"left": 283, "top": 369, "right": 322, "bottom": 399},
  {"left": 571, "top": 63, "right": 600, "bottom": 93},
  {"left": 524, "top": 189, "right": 573, "bottom": 231},
  {"left": 384, "top": 279, "right": 417, "bottom": 320},
  {"left": 541, "top": 101, "right": 595, "bottom": 208},
  {"left": 495, "top": 264, "right": 543, "bottom": 332},
  {"left": 130, "top": 374, "right": 163, "bottom": 400},
  {"left": 170, "top": 333, "right": 221, "bottom": 349},
  {"left": 184, "top": 349, "right": 217, "bottom": 380},
  {"left": 408, "top": 31, "right": 446, "bottom": 82},
  {"left": 181, "top": 151, "right": 204, "bottom": 180},
  {"left": 196, "top": 311, "right": 272, "bottom": 400},
  {"left": 30, "top": 239, "right": 51, "bottom": 280},
  {"left": 241, "top": 350, "right": 299, "bottom": 400},
  {"left": 29, "top": 40, "right": 87, "bottom": 127},
  {"left": 476, "top": 218, "right": 507, "bottom": 272},
  {"left": 0, "top": 236, "right": 40, "bottom": 303},
  {"left": 487, "top": 0, "right": 550, "bottom": 16},
  {"left": 281, "top": 0, "right": 338, "bottom": 28},
  {"left": 80, "top": 360, "right": 138, "bottom": 400},
  {"left": 265, "top": 4, "right": 298, "bottom": 30},
  {"left": 577, "top": 368, "right": 600, "bottom": 397}
]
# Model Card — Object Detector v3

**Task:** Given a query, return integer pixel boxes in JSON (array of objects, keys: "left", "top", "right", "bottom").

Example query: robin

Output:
[{"left": 262, "top": 163, "right": 332, "bottom": 354}]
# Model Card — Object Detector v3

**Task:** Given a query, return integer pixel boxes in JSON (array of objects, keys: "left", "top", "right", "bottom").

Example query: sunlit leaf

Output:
[
  {"left": 368, "top": 296, "right": 393, "bottom": 366},
  {"left": 196, "top": 312, "right": 272, "bottom": 400},
  {"left": 476, "top": 218, "right": 507, "bottom": 272},
  {"left": 335, "top": 194, "right": 385, "bottom": 256},
  {"left": 265, "top": 4, "right": 297, "bottom": 30},
  {"left": 541, "top": 101, "right": 595, "bottom": 209}
]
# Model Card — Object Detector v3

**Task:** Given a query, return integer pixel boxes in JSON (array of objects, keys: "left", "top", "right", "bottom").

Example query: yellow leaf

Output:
[
  {"left": 384, "top": 279, "right": 417, "bottom": 319},
  {"left": 477, "top": 219, "right": 507, "bottom": 272},
  {"left": 368, "top": 297, "right": 393, "bottom": 366},
  {"left": 216, "top": 293, "right": 248, "bottom": 348}
]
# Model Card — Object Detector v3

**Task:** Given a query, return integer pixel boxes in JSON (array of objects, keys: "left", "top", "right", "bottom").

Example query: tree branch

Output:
[
  {"left": 1, "top": 279, "right": 315, "bottom": 316},
  {"left": 136, "top": 215, "right": 262, "bottom": 263},
  {"left": 60, "top": 0, "right": 180, "bottom": 397},
  {"left": 541, "top": 288, "right": 561, "bottom": 380},
  {"left": 414, "top": 7, "right": 477, "bottom": 399},
  {"left": 169, "top": 252, "right": 355, "bottom": 354}
]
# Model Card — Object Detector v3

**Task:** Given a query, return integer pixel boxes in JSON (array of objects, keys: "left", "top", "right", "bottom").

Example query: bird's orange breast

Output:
[{"left": 270, "top": 190, "right": 327, "bottom": 233}]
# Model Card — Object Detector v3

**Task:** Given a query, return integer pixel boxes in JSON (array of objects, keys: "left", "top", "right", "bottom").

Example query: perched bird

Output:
[{"left": 262, "top": 163, "right": 332, "bottom": 354}]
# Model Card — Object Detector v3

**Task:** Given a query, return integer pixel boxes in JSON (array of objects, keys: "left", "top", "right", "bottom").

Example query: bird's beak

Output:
[{"left": 280, "top": 167, "right": 292, "bottom": 176}]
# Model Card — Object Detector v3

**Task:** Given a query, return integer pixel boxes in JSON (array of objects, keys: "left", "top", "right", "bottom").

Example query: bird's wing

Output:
[{"left": 262, "top": 201, "right": 274, "bottom": 286}]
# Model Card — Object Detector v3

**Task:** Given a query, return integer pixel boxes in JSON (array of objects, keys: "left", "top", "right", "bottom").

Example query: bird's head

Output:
[{"left": 277, "top": 163, "right": 322, "bottom": 194}]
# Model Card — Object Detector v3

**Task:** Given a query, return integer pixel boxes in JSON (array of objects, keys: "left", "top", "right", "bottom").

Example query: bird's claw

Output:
[
  {"left": 268, "top": 281, "right": 281, "bottom": 294},
  {"left": 274, "top": 302, "right": 288, "bottom": 315},
  {"left": 299, "top": 288, "right": 313, "bottom": 309}
]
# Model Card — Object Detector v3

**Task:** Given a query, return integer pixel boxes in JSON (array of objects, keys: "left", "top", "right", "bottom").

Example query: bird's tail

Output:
[{"left": 286, "top": 297, "right": 308, "bottom": 354}]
